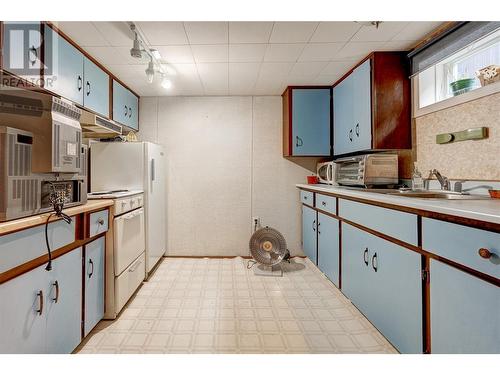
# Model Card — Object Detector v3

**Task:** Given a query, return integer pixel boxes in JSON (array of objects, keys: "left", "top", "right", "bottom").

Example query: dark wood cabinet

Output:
[{"left": 333, "top": 52, "right": 411, "bottom": 157}]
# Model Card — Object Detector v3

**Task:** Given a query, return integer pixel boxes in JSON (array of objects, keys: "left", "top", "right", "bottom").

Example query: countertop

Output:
[
  {"left": 0, "top": 199, "right": 114, "bottom": 236},
  {"left": 296, "top": 184, "right": 500, "bottom": 225}
]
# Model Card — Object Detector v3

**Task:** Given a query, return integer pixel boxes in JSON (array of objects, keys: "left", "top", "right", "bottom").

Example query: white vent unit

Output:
[{"left": 80, "top": 110, "right": 122, "bottom": 138}]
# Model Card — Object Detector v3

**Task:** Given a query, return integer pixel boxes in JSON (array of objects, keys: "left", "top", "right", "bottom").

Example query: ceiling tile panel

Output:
[
  {"left": 136, "top": 22, "right": 188, "bottom": 45},
  {"left": 229, "top": 22, "right": 274, "bottom": 43},
  {"left": 269, "top": 22, "right": 319, "bottom": 43},
  {"left": 55, "top": 22, "right": 109, "bottom": 47},
  {"left": 191, "top": 45, "right": 228, "bottom": 63},
  {"left": 392, "top": 22, "right": 443, "bottom": 41},
  {"left": 197, "top": 63, "right": 229, "bottom": 95},
  {"left": 154, "top": 45, "right": 194, "bottom": 64},
  {"left": 297, "top": 43, "right": 345, "bottom": 62},
  {"left": 229, "top": 44, "right": 267, "bottom": 62},
  {"left": 92, "top": 22, "right": 134, "bottom": 47},
  {"left": 289, "top": 61, "right": 329, "bottom": 76},
  {"left": 184, "top": 22, "right": 228, "bottom": 44},
  {"left": 351, "top": 21, "right": 409, "bottom": 42},
  {"left": 263, "top": 44, "right": 305, "bottom": 62},
  {"left": 310, "top": 22, "right": 362, "bottom": 42}
]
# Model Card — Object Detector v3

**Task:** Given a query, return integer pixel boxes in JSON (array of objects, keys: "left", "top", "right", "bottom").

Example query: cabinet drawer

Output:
[
  {"left": 423, "top": 218, "right": 499, "bottom": 279},
  {"left": 339, "top": 199, "right": 417, "bottom": 245},
  {"left": 89, "top": 209, "right": 109, "bottom": 237},
  {"left": 315, "top": 193, "right": 336, "bottom": 215},
  {"left": 0, "top": 219, "right": 75, "bottom": 273},
  {"left": 300, "top": 190, "right": 314, "bottom": 205},
  {"left": 115, "top": 252, "right": 145, "bottom": 313}
]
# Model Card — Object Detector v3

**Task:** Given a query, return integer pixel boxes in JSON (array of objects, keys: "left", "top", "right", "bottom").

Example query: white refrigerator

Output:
[{"left": 90, "top": 142, "right": 166, "bottom": 273}]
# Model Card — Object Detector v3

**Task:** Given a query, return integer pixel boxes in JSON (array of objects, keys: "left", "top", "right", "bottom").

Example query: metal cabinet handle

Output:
[
  {"left": 86, "top": 81, "right": 91, "bottom": 96},
  {"left": 88, "top": 259, "right": 94, "bottom": 279},
  {"left": 97, "top": 217, "right": 105, "bottom": 226},
  {"left": 77, "top": 76, "right": 82, "bottom": 91},
  {"left": 28, "top": 45, "right": 37, "bottom": 66},
  {"left": 371, "top": 252, "right": 378, "bottom": 272},
  {"left": 349, "top": 129, "right": 353, "bottom": 142},
  {"left": 478, "top": 248, "right": 492, "bottom": 259},
  {"left": 296, "top": 136, "right": 303, "bottom": 147},
  {"left": 129, "top": 107, "right": 132, "bottom": 118},
  {"left": 312, "top": 219, "right": 316, "bottom": 232},
  {"left": 52, "top": 280, "right": 59, "bottom": 303},
  {"left": 151, "top": 158, "right": 156, "bottom": 181},
  {"left": 355, "top": 123, "right": 360, "bottom": 137},
  {"left": 321, "top": 201, "right": 326, "bottom": 206},
  {"left": 36, "top": 291, "right": 43, "bottom": 315},
  {"left": 124, "top": 105, "right": 128, "bottom": 116},
  {"left": 363, "top": 248, "right": 369, "bottom": 266},
  {"left": 317, "top": 221, "right": 321, "bottom": 234}
]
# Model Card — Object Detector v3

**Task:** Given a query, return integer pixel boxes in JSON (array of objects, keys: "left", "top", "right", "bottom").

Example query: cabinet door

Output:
[
  {"left": 46, "top": 248, "right": 83, "bottom": 354},
  {"left": 127, "top": 91, "right": 139, "bottom": 130},
  {"left": 302, "top": 205, "right": 317, "bottom": 264},
  {"left": 84, "top": 237, "right": 105, "bottom": 337},
  {"left": 333, "top": 76, "right": 354, "bottom": 156},
  {"left": 351, "top": 59, "right": 372, "bottom": 152},
  {"left": 341, "top": 223, "right": 372, "bottom": 312},
  {"left": 2, "top": 22, "right": 42, "bottom": 81},
  {"left": 430, "top": 260, "right": 500, "bottom": 353},
  {"left": 0, "top": 264, "right": 47, "bottom": 353},
  {"left": 317, "top": 213, "right": 340, "bottom": 287},
  {"left": 367, "top": 234, "right": 422, "bottom": 354},
  {"left": 44, "top": 25, "right": 84, "bottom": 104},
  {"left": 83, "top": 57, "right": 109, "bottom": 117},
  {"left": 292, "top": 89, "right": 331, "bottom": 156},
  {"left": 112, "top": 80, "right": 129, "bottom": 127}
]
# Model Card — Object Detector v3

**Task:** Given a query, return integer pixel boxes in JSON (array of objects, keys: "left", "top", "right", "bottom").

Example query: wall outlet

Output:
[{"left": 252, "top": 216, "right": 260, "bottom": 228}]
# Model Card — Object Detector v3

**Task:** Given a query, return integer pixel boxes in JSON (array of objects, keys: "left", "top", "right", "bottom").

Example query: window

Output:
[{"left": 417, "top": 27, "right": 500, "bottom": 110}]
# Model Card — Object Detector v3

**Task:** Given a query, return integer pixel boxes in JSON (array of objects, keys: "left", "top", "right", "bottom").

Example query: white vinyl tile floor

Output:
[{"left": 76, "top": 257, "right": 397, "bottom": 354}]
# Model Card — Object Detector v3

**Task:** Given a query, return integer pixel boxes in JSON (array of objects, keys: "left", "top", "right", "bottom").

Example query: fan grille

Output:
[{"left": 249, "top": 227, "right": 287, "bottom": 266}]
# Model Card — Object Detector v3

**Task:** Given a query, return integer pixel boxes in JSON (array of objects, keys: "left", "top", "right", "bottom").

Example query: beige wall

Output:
[
  {"left": 415, "top": 92, "right": 500, "bottom": 181},
  {"left": 138, "top": 96, "right": 313, "bottom": 257}
]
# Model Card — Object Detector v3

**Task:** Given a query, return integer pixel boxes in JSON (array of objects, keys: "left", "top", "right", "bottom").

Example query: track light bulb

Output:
[
  {"left": 145, "top": 61, "right": 155, "bottom": 83},
  {"left": 161, "top": 76, "right": 172, "bottom": 89}
]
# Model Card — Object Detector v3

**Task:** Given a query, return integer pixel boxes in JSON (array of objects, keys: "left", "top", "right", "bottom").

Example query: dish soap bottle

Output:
[{"left": 412, "top": 162, "right": 424, "bottom": 191}]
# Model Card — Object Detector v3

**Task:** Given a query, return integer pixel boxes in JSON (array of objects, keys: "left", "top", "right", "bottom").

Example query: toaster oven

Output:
[
  {"left": 335, "top": 153, "right": 398, "bottom": 187},
  {"left": 316, "top": 161, "right": 338, "bottom": 185}
]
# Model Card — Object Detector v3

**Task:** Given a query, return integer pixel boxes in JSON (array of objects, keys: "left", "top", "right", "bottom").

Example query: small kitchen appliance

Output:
[
  {"left": 316, "top": 161, "right": 338, "bottom": 185},
  {"left": 335, "top": 153, "right": 398, "bottom": 187}
]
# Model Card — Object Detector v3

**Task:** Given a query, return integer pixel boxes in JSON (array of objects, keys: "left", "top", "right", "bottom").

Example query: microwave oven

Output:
[{"left": 316, "top": 161, "right": 338, "bottom": 185}]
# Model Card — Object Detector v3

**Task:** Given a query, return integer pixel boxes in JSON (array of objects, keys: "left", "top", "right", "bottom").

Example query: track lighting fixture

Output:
[
  {"left": 145, "top": 59, "right": 155, "bottom": 83},
  {"left": 130, "top": 25, "right": 144, "bottom": 58}
]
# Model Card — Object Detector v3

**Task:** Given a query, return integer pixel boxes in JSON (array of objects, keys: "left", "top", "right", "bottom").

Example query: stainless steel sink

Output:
[{"left": 386, "top": 191, "right": 491, "bottom": 200}]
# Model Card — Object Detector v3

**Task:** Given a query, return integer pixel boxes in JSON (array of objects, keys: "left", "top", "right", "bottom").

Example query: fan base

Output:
[{"left": 253, "top": 264, "right": 283, "bottom": 277}]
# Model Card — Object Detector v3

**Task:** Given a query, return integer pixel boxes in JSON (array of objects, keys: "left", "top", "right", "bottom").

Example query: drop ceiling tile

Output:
[
  {"left": 93, "top": 22, "right": 134, "bottom": 47},
  {"left": 191, "top": 45, "right": 228, "bottom": 63},
  {"left": 229, "top": 22, "right": 274, "bottom": 43},
  {"left": 184, "top": 22, "right": 228, "bottom": 45},
  {"left": 269, "top": 22, "right": 319, "bottom": 43},
  {"left": 169, "top": 63, "right": 199, "bottom": 77},
  {"left": 284, "top": 76, "right": 317, "bottom": 86},
  {"left": 197, "top": 63, "right": 228, "bottom": 95},
  {"left": 320, "top": 60, "right": 357, "bottom": 75},
  {"left": 289, "top": 62, "right": 328, "bottom": 76},
  {"left": 263, "top": 44, "right": 305, "bottom": 62},
  {"left": 392, "top": 22, "right": 442, "bottom": 41},
  {"left": 82, "top": 46, "right": 135, "bottom": 66},
  {"left": 114, "top": 46, "right": 151, "bottom": 65},
  {"left": 351, "top": 22, "right": 409, "bottom": 42},
  {"left": 229, "top": 62, "right": 260, "bottom": 88},
  {"left": 335, "top": 41, "right": 386, "bottom": 60},
  {"left": 254, "top": 76, "right": 286, "bottom": 95},
  {"left": 382, "top": 40, "right": 415, "bottom": 51},
  {"left": 56, "top": 22, "right": 109, "bottom": 47},
  {"left": 136, "top": 22, "right": 188, "bottom": 45},
  {"left": 310, "top": 22, "right": 362, "bottom": 43},
  {"left": 297, "top": 43, "right": 345, "bottom": 62},
  {"left": 154, "top": 45, "right": 194, "bottom": 64},
  {"left": 106, "top": 64, "right": 146, "bottom": 79},
  {"left": 258, "top": 62, "right": 294, "bottom": 80},
  {"left": 228, "top": 44, "right": 267, "bottom": 62},
  {"left": 313, "top": 74, "right": 343, "bottom": 85}
]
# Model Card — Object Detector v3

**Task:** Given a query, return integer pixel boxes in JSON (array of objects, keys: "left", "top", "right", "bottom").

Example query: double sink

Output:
[{"left": 345, "top": 188, "right": 491, "bottom": 200}]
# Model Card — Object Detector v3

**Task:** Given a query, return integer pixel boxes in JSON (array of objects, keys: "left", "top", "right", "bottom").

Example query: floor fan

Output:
[{"left": 248, "top": 226, "right": 290, "bottom": 276}]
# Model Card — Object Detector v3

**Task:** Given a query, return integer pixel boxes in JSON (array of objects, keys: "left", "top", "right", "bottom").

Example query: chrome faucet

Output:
[{"left": 429, "top": 169, "right": 450, "bottom": 191}]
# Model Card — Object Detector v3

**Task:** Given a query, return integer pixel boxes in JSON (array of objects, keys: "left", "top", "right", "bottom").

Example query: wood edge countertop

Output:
[{"left": 0, "top": 199, "right": 115, "bottom": 236}]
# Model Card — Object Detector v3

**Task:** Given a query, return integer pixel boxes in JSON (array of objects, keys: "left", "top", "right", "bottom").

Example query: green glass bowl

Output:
[{"left": 450, "top": 78, "right": 476, "bottom": 96}]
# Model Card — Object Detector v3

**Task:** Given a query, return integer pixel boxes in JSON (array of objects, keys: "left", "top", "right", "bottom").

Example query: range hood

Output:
[{"left": 80, "top": 110, "right": 122, "bottom": 138}]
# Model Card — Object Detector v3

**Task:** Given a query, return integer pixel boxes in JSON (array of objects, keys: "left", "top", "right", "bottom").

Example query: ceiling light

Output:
[
  {"left": 161, "top": 76, "right": 172, "bottom": 89},
  {"left": 145, "top": 61, "right": 155, "bottom": 83},
  {"left": 150, "top": 49, "right": 162, "bottom": 60},
  {"left": 161, "top": 64, "right": 177, "bottom": 76},
  {"left": 130, "top": 33, "right": 143, "bottom": 58},
  {"left": 356, "top": 21, "right": 382, "bottom": 29}
]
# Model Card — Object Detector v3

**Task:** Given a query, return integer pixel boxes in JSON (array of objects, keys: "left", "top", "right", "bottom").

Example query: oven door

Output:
[
  {"left": 113, "top": 207, "right": 146, "bottom": 276},
  {"left": 317, "top": 163, "right": 333, "bottom": 184}
]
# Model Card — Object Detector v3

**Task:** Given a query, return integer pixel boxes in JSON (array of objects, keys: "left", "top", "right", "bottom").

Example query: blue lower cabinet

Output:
[
  {"left": 84, "top": 237, "right": 105, "bottom": 336},
  {"left": 430, "top": 260, "right": 500, "bottom": 353},
  {"left": 342, "top": 223, "right": 423, "bottom": 353},
  {"left": 302, "top": 205, "right": 317, "bottom": 264},
  {"left": 46, "top": 248, "right": 83, "bottom": 353},
  {"left": 317, "top": 213, "right": 339, "bottom": 287}
]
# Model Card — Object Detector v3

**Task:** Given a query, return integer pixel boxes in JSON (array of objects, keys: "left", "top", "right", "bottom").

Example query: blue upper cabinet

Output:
[
  {"left": 44, "top": 25, "right": 84, "bottom": 105},
  {"left": 83, "top": 57, "right": 109, "bottom": 117},
  {"left": 113, "top": 79, "right": 139, "bottom": 130},
  {"left": 333, "top": 52, "right": 411, "bottom": 156},
  {"left": 283, "top": 87, "right": 332, "bottom": 157}
]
